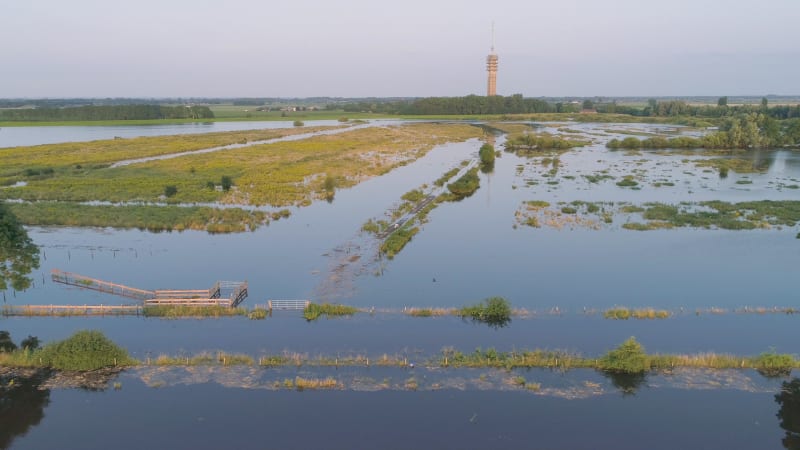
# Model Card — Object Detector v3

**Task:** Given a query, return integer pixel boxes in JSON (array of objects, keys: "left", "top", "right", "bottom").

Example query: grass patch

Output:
[
  {"left": 446, "top": 167, "right": 481, "bottom": 198},
  {"left": 303, "top": 303, "right": 358, "bottom": 321},
  {"left": 143, "top": 305, "right": 248, "bottom": 318},
  {"left": 406, "top": 308, "right": 454, "bottom": 317},
  {"left": 8, "top": 202, "right": 268, "bottom": 233},
  {"left": 604, "top": 308, "right": 671, "bottom": 320},
  {"left": 458, "top": 297, "right": 512, "bottom": 328},
  {"left": 380, "top": 226, "right": 419, "bottom": 259},
  {"left": 616, "top": 176, "right": 639, "bottom": 187}
]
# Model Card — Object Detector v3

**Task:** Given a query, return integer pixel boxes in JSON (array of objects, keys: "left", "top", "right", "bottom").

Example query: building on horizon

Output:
[{"left": 486, "top": 28, "right": 498, "bottom": 96}]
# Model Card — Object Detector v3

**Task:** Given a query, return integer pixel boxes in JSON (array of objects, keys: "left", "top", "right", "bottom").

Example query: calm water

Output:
[
  {"left": 0, "top": 120, "right": 377, "bottom": 148},
  {"left": 1, "top": 121, "right": 799, "bottom": 448},
  {"left": 4, "top": 376, "right": 793, "bottom": 450}
]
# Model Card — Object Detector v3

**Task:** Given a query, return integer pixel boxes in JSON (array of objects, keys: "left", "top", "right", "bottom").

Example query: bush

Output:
[
  {"left": 599, "top": 337, "right": 649, "bottom": 374},
  {"left": 164, "top": 185, "right": 178, "bottom": 197},
  {"left": 754, "top": 352, "right": 795, "bottom": 377},
  {"left": 0, "top": 330, "right": 17, "bottom": 352},
  {"left": 220, "top": 176, "right": 233, "bottom": 192},
  {"left": 479, "top": 143, "right": 496, "bottom": 167},
  {"left": 459, "top": 297, "right": 512, "bottom": 327},
  {"left": 447, "top": 168, "right": 480, "bottom": 198},
  {"left": 293, "top": 120, "right": 304, "bottom": 127},
  {"left": 38, "top": 330, "right": 136, "bottom": 371}
]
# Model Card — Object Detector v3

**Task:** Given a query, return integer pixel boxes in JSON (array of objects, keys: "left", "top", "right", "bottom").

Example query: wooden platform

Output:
[{"left": 50, "top": 269, "right": 248, "bottom": 308}]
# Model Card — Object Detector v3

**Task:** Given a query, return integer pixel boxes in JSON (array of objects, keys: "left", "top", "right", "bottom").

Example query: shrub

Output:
[
  {"left": 598, "top": 337, "right": 649, "bottom": 374},
  {"left": 754, "top": 352, "right": 795, "bottom": 377},
  {"left": 293, "top": 120, "right": 304, "bottom": 127},
  {"left": 38, "top": 330, "right": 136, "bottom": 371},
  {"left": 0, "top": 330, "right": 17, "bottom": 352},
  {"left": 479, "top": 143, "right": 496, "bottom": 167},
  {"left": 220, "top": 176, "right": 233, "bottom": 192},
  {"left": 164, "top": 185, "right": 178, "bottom": 197},
  {"left": 458, "top": 297, "right": 512, "bottom": 327}
]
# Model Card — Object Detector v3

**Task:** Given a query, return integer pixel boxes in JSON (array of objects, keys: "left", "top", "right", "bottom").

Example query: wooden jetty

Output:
[{"left": 50, "top": 269, "right": 248, "bottom": 308}]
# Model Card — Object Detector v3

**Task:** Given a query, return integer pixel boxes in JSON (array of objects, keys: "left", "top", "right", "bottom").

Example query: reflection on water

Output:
[
  {"left": 603, "top": 371, "right": 647, "bottom": 396},
  {"left": 0, "top": 370, "right": 51, "bottom": 450},
  {"left": 0, "top": 203, "right": 40, "bottom": 292},
  {"left": 776, "top": 378, "right": 800, "bottom": 449}
]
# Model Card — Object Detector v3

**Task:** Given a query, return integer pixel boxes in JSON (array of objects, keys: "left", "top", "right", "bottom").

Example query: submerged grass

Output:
[
  {"left": 303, "top": 303, "right": 359, "bottom": 321},
  {"left": 143, "top": 305, "right": 248, "bottom": 318},
  {"left": 604, "top": 308, "right": 671, "bottom": 320}
]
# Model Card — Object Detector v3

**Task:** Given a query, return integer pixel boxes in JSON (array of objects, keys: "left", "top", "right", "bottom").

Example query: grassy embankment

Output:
[
  {"left": 303, "top": 302, "right": 359, "bottom": 321},
  {"left": 3, "top": 123, "right": 482, "bottom": 232},
  {"left": 1, "top": 332, "right": 796, "bottom": 379}
]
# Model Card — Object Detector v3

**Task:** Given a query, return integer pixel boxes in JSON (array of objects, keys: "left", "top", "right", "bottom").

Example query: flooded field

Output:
[{"left": 2, "top": 121, "right": 798, "bottom": 448}]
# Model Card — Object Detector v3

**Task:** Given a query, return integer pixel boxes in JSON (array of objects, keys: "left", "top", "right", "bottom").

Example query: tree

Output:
[
  {"left": 0, "top": 330, "right": 17, "bottom": 352},
  {"left": 163, "top": 185, "right": 178, "bottom": 197},
  {"left": 762, "top": 97, "right": 769, "bottom": 109},
  {"left": 220, "top": 176, "right": 233, "bottom": 192},
  {"left": 718, "top": 96, "right": 728, "bottom": 107},
  {"left": 0, "top": 202, "right": 40, "bottom": 291},
  {"left": 598, "top": 337, "right": 649, "bottom": 374},
  {"left": 479, "top": 143, "right": 495, "bottom": 168},
  {"left": 775, "top": 378, "right": 800, "bottom": 449},
  {"left": 582, "top": 99, "right": 594, "bottom": 110}
]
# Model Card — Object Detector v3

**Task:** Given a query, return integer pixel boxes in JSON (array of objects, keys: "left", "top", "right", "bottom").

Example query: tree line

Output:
[
  {"left": 340, "top": 95, "right": 582, "bottom": 115},
  {"left": 0, "top": 105, "right": 214, "bottom": 121}
]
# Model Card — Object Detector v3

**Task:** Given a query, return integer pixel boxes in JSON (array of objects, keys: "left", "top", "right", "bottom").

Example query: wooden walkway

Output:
[
  {"left": 2, "top": 304, "right": 142, "bottom": 316},
  {"left": 50, "top": 269, "right": 248, "bottom": 308}
]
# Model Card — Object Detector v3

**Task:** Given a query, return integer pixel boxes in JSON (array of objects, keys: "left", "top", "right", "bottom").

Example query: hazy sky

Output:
[{"left": 2, "top": 0, "right": 798, "bottom": 98}]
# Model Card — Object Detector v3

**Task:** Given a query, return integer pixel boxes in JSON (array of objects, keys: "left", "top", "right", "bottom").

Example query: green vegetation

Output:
[
  {"left": 0, "top": 126, "right": 328, "bottom": 188},
  {"left": 2, "top": 124, "right": 480, "bottom": 209},
  {"left": 303, "top": 302, "right": 359, "bottom": 321},
  {"left": 616, "top": 176, "right": 639, "bottom": 187},
  {"left": 505, "top": 133, "right": 588, "bottom": 152},
  {"left": 598, "top": 337, "right": 649, "bottom": 374},
  {"left": 754, "top": 352, "right": 796, "bottom": 377},
  {"left": 632, "top": 200, "right": 800, "bottom": 230},
  {"left": 458, "top": 297, "right": 512, "bottom": 328},
  {"left": 247, "top": 308, "right": 268, "bottom": 320},
  {"left": 447, "top": 167, "right": 480, "bottom": 198},
  {"left": 8, "top": 202, "right": 269, "bottom": 233},
  {"left": 143, "top": 305, "right": 248, "bottom": 318},
  {"left": 406, "top": 308, "right": 455, "bottom": 317},
  {"left": 0, "top": 202, "right": 40, "bottom": 291},
  {"left": 163, "top": 185, "right": 178, "bottom": 198},
  {"left": 401, "top": 189, "right": 425, "bottom": 203},
  {"left": 380, "top": 226, "right": 419, "bottom": 259},
  {"left": 433, "top": 167, "right": 462, "bottom": 187},
  {"left": 35, "top": 331, "right": 136, "bottom": 371},
  {"left": 604, "top": 308, "right": 671, "bottom": 320},
  {"left": 607, "top": 113, "right": 800, "bottom": 150},
  {"left": 479, "top": 143, "right": 496, "bottom": 169},
  {"left": 0, "top": 104, "right": 214, "bottom": 122},
  {"left": 293, "top": 120, "right": 304, "bottom": 127}
]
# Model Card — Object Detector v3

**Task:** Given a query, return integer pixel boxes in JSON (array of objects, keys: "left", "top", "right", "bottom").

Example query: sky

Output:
[{"left": 2, "top": 0, "right": 798, "bottom": 98}]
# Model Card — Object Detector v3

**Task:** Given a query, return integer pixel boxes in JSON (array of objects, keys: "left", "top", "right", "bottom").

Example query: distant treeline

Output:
[
  {"left": 0, "top": 105, "right": 214, "bottom": 122},
  {"left": 341, "top": 95, "right": 580, "bottom": 115},
  {"left": 337, "top": 95, "right": 800, "bottom": 120},
  {"left": 608, "top": 113, "right": 800, "bottom": 149},
  {"left": 597, "top": 99, "right": 800, "bottom": 120}
]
